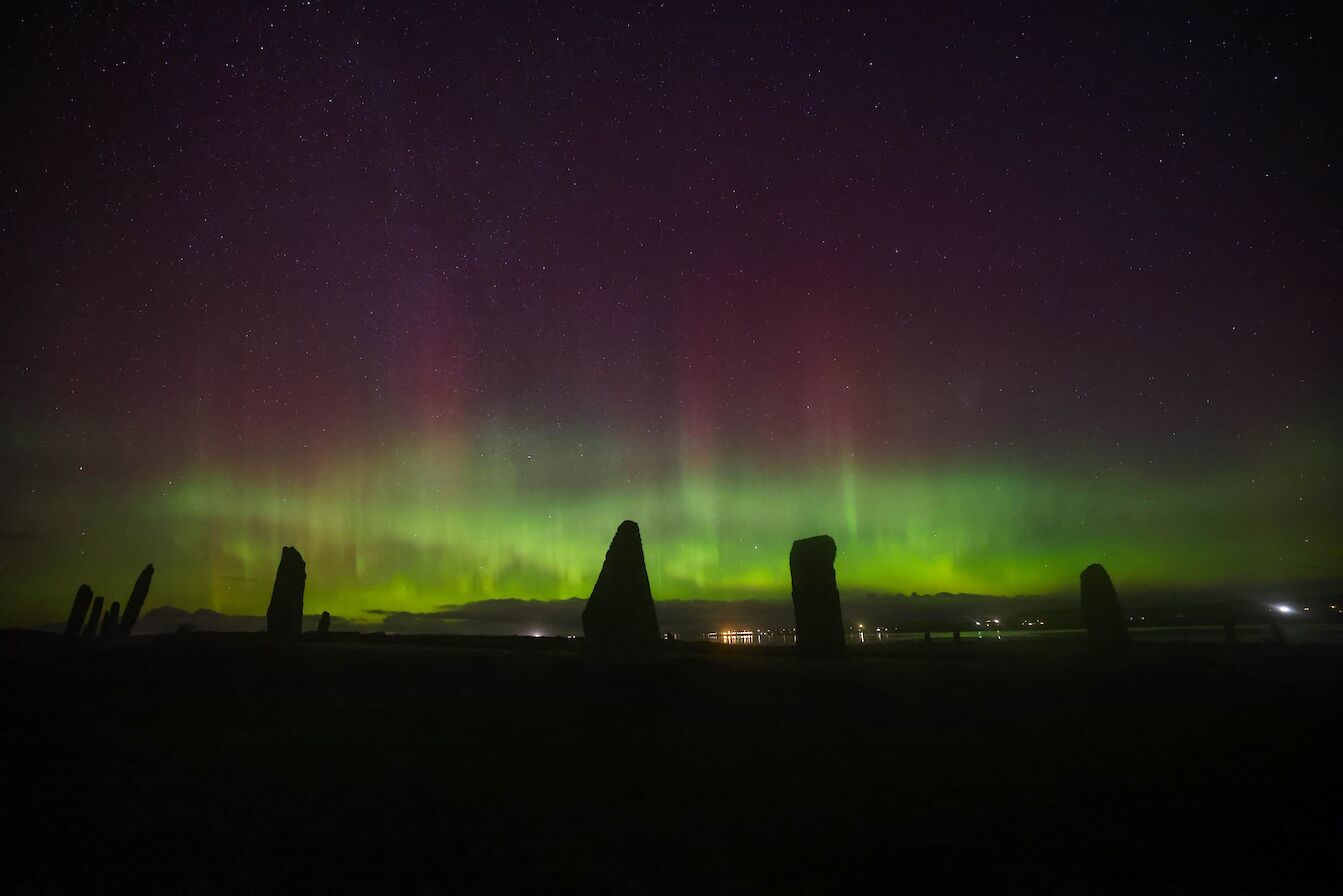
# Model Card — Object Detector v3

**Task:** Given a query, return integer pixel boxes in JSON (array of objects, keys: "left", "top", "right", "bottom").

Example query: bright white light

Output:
[{"left": 1273, "top": 604, "right": 1295, "bottom": 615}]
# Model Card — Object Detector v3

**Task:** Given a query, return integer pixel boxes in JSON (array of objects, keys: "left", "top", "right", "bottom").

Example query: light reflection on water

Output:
[
  {"left": 698, "top": 625, "right": 1343, "bottom": 646},
  {"left": 702, "top": 629, "right": 899, "bottom": 646},
  {"left": 705, "top": 631, "right": 792, "bottom": 646}
]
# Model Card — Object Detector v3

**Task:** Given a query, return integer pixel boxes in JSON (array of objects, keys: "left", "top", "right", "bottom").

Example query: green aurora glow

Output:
[{"left": 3, "top": 427, "right": 1338, "bottom": 626}]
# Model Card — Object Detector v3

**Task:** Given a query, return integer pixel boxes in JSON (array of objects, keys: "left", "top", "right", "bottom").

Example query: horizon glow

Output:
[{"left": 2, "top": 425, "right": 1337, "bottom": 626}]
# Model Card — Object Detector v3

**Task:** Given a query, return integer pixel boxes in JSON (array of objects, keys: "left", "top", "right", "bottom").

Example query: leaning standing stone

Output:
[
  {"left": 64, "top": 585, "right": 94, "bottom": 638},
  {"left": 119, "top": 564, "right": 156, "bottom": 636},
  {"left": 82, "top": 596, "right": 104, "bottom": 638}
]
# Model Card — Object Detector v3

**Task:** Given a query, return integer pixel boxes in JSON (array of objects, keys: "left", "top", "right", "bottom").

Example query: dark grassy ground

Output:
[{"left": 2, "top": 632, "right": 1340, "bottom": 894}]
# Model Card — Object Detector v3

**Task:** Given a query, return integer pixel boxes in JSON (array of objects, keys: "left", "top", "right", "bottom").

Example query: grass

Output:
[{"left": 2, "top": 631, "right": 1340, "bottom": 893}]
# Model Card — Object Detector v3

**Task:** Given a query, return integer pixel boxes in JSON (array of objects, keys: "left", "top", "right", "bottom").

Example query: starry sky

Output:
[{"left": 2, "top": 2, "right": 1339, "bottom": 626}]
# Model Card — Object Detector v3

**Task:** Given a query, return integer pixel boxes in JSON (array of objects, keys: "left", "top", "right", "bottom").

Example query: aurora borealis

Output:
[{"left": 2, "top": 2, "right": 1340, "bottom": 627}]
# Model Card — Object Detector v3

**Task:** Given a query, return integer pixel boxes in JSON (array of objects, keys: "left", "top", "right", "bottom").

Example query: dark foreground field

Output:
[{"left": 3, "top": 633, "right": 1340, "bottom": 894}]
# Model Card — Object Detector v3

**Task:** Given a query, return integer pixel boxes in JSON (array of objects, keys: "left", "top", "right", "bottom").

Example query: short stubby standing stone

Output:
[
  {"left": 317, "top": 611, "right": 331, "bottom": 634},
  {"left": 64, "top": 585, "right": 94, "bottom": 638},
  {"left": 582, "top": 521, "right": 660, "bottom": 647},
  {"left": 266, "top": 546, "right": 307, "bottom": 639},
  {"left": 789, "top": 535, "right": 845, "bottom": 655},
  {"left": 1080, "top": 563, "right": 1130, "bottom": 649},
  {"left": 100, "top": 601, "right": 121, "bottom": 637}
]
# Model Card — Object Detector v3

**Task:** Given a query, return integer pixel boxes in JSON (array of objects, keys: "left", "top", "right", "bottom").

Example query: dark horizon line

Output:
[{"left": 17, "top": 580, "right": 1343, "bottom": 637}]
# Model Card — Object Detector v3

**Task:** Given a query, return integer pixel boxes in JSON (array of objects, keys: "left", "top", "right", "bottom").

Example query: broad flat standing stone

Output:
[
  {"left": 119, "top": 564, "right": 155, "bottom": 636},
  {"left": 100, "top": 601, "right": 121, "bottom": 637},
  {"left": 1080, "top": 563, "right": 1130, "bottom": 648},
  {"left": 581, "top": 521, "right": 660, "bottom": 647},
  {"left": 82, "top": 596, "right": 104, "bottom": 638},
  {"left": 64, "top": 585, "right": 94, "bottom": 638},
  {"left": 266, "top": 546, "right": 306, "bottom": 639},
  {"left": 790, "top": 535, "right": 845, "bottom": 655}
]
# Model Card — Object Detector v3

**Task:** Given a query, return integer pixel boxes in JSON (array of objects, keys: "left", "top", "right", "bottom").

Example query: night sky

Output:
[{"left": 3, "top": 2, "right": 1339, "bottom": 626}]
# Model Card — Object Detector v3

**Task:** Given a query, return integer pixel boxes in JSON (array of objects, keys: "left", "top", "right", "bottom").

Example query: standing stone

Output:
[
  {"left": 581, "top": 521, "right": 660, "bottom": 647},
  {"left": 789, "top": 535, "right": 845, "bottom": 655},
  {"left": 317, "top": 611, "right": 331, "bottom": 634},
  {"left": 100, "top": 601, "right": 121, "bottom": 638},
  {"left": 1079, "top": 564, "right": 1130, "bottom": 648},
  {"left": 266, "top": 546, "right": 306, "bottom": 639},
  {"left": 118, "top": 564, "right": 156, "bottom": 637},
  {"left": 64, "top": 585, "right": 94, "bottom": 638},
  {"left": 81, "top": 596, "right": 104, "bottom": 638}
]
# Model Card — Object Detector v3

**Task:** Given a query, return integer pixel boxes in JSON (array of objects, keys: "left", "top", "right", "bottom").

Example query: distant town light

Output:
[{"left": 1273, "top": 604, "right": 1295, "bottom": 614}]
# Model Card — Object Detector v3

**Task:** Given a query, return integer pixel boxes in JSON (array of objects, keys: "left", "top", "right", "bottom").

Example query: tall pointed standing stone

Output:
[
  {"left": 789, "top": 535, "right": 845, "bottom": 655},
  {"left": 581, "top": 521, "right": 659, "bottom": 647},
  {"left": 1080, "top": 564, "right": 1129, "bottom": 649},
  {"left": 100, "top": 601, "right": 121, "bottom": 637},
  {"left": 118, "top": 565, "right": 155, "bottom": 637},
  {"left": 64, "top": 585, "right": 94, "bottom": 638},
  {"left": 82, "top": 596, "right": 104, "bottom": 638},
  {"left": 266, "top": 546, "right": 306, "bottom": 639}
]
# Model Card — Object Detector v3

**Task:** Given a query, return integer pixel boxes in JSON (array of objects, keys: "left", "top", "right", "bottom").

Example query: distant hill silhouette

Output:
[{"left": 26, "top": 586, "right": 1342, "bottom": 638}]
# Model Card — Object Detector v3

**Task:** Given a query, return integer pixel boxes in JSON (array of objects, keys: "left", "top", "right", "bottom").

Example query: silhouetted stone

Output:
[
  {"left": 788, "top": 535, "right": 844, "bottom": 655},
  {"left": 82, "top": 596, "right": 104, "bottom": 638},
  {"left": 100, "top": 601, "right": 121, "bottom": 637},
  {"left": 1079, "top": 563, "right": 1129, "bottom": 649},
  {"left": 318, "top": 611, "right": 331, "bottom": 634},
  {"left": 1267, "top": 618, "right": 1286, "bottom": 645},
  {"left": 266, "top": 546, "right": 306, "bottom": 639},
  {"left": 581, "top": 521, "right": 659, "bottom": 647},
  {"left": 924, "top": 631, "right": 931, "bottom": 642},
  {"left": 64, "top": 585, "right": 94, "bottom": 638},
  {"left": 119, "top": 564, "right": 156, "bottom": 636},
  {"left": 952, "top": 629, "right": 961, "bottom": 643}
]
